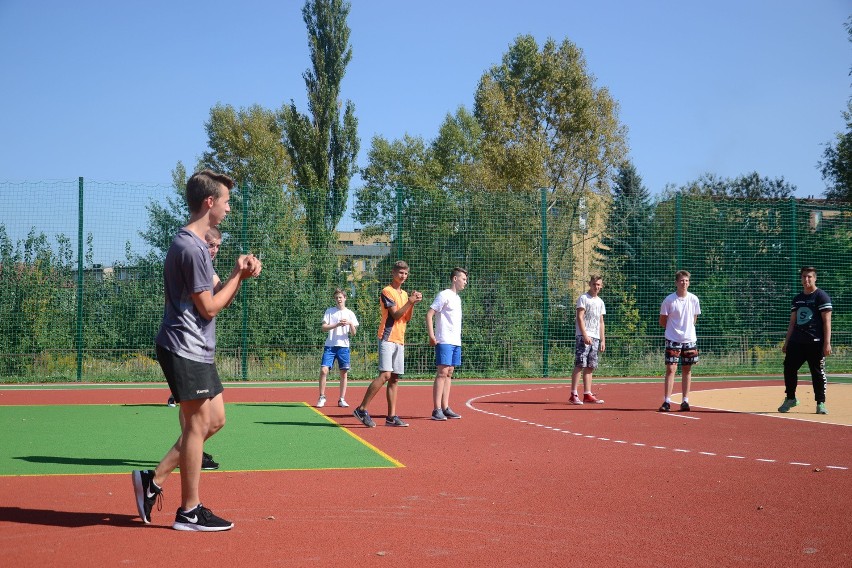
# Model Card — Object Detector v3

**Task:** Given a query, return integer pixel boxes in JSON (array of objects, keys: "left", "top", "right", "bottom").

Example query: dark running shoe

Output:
[
  {"left": 353, "top": 407, "right": 376, "bottom": 428},
  {"left": 680, "top": 401, "right": 691, "bottom": 412},
  {"left": 132, "top": 469, "right": 162, "bottom": 524},
  {"left": 442, "top": 407, "right": 462, "bottom": 419},
  {"left": 172, "top": 504, "right": 233, "bottom": 532},
  {"left": 201, "top": 452, "right": 219, "bottom": 470},
  {"left": 167, "top": 397, "right": 176, "bottom": 407},
  {"left": 385, "top": 415, "right": 409, "bottom": 427},
  {"left": 658, "top": 402, "right": 671, "bottom": 412}
]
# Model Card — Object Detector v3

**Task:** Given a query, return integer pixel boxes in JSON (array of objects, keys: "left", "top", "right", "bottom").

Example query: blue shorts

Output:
[
  {"left": 321, "top": 346, "right": 351, "bottom": 370},
  {"left": 435, "top": 344, "right": 461, "bottom": 367}
]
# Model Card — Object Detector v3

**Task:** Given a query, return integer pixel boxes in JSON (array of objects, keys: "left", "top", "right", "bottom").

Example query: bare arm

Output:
[
  {"left": 576, "top": 307, "right": 590, "bottom": 344},
  {"left": 426, "top": 308, "right": 437, "bottom": 346},
  {"left": 659, "top": 314, "right": 668, "bottom": 328},
  {"left": 822, "top": 310, "right": 832, "bottom": 356},
  {"left": 599, "top": 315, "right": 605, "bottom": 352},
  {"left": 389, "top": 291, "right": 423, "bottom": 320}
]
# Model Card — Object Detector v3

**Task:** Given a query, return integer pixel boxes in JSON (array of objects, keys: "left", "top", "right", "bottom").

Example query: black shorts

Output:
[{"left": 156, "top": 344, "right": 223, "bottom": 403}]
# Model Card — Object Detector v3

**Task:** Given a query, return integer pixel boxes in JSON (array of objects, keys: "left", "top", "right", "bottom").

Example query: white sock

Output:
[
  {"left": 571, "top": 390, "right": 578, "bottom": 396},
  {"left": 665, "top": 397, "right": 671, "bottom": 403},
  {"left": 683, "top": 397, "right": 689, "bottom": 403}
]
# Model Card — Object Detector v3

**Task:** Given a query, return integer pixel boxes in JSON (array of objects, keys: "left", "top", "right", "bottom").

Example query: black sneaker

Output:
[
  {"left": 658, "top": 402, "right": 671, "bottom": 412},
  {"left": 132, "top": 469, "right": 162, "bottom": 524},
  {"left": 172, "top": 504, "right": 233, "bottom": 532},
  {"left": 167, "top": 397, "right": 176, "bottom": 407},
  {"left": 201, "top": 452, "right": 219, "bottom": 470},
  {"left": 353, "top": 407, "right": 376, "bottom": 428},
  {"left": 442, "top": 407, "right": 462, "bottom": 419},
  {"left": 385, "top": 415, "right": 409, "bottom": 427},
  {"left": 680, "top": 401, "right": 691, "bottom": 412}
]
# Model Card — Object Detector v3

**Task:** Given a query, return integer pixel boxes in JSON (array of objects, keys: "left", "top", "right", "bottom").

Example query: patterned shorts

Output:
[
  {"left": 574, "top": 336, "right": 601, "bottom": 369},
  {"left": 665, "top": 340, "right": 699, "bottom": 366}
]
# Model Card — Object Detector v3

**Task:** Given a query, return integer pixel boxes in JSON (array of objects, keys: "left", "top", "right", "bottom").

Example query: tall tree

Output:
[
  {"left": 473, "top": 35, "right": 627, "bottom": 307},
  {"left": 820, "top": 98, "right": 852, "bottom": 201},
  {"left": 598, "top": 161, "right": 652, "bottom": 335},
  {"left": 819, "top": 16, "right": 852, "bottom": 201},
  {"left": 474, "top": 35, "right": 627, "bottom": 198},
  {"left": 280, "top": 0, "right": 359, "bottom": 285}
]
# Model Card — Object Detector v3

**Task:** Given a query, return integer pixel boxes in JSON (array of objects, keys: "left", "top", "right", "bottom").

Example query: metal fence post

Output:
[
  {"left": 789, "top": 197, "right": 798, "bottom": 286},
  {"left": 541, "top": 187, "right": 549, "bottom": 378},
  {"left": 76, "top": 177, "right": 84, "bottom": 382},
  {"left": 396, "top": 187, "right": 403, "bottom": 259},
  {"left": 675, "top": 192, "right": 682, "bottom": 268},
  {"left": 241, "top": 183, "right": 249, "bottom": 381}
]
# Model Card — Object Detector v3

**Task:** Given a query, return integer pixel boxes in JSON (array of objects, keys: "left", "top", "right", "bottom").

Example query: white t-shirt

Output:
[
  {"left": 660, "top": 292, "right": 701, "bottom": 343},
  {"left": 322, "top": 307, "right": 359, "bottom": 347},
  {"left": 430, "top": 289, "right": 463, "bottom": 346},
  {"left": 575, "top": 293, "right": 606, "bottom": 340}
]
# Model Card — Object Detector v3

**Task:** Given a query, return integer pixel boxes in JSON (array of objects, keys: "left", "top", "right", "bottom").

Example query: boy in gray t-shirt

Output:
[{"left": 132, "top": 170, "right": 261, "bottom": 532}]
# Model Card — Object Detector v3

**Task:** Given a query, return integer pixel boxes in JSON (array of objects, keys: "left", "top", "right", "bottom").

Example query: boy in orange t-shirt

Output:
[{"left": 353, "top": 260, "right": 422, "bottom": 427}]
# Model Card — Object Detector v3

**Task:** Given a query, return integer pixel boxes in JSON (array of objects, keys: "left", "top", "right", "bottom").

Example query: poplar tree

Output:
[{"left": 280, "top": 0, "right": 359, "bottom": 285}]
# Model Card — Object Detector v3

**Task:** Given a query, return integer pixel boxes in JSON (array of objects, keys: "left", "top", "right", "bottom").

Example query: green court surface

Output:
[{"left": 0, "top": 402, "right": 401, "bottom": 476}]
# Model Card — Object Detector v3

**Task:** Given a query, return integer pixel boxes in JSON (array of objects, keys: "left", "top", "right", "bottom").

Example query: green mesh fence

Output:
[{"left": 0, "top": 180, "right": 849, "bottom": 382}]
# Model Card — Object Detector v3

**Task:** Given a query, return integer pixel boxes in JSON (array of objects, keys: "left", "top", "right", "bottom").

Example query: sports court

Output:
[{"left": 1, "top": 377, "right": 850, "bottom": 567}]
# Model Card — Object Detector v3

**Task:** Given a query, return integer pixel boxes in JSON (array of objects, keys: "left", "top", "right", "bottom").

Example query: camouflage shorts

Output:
[
  {"left": 665, "top": 340, "right": 699, "bottom": 366},
  {"left": 574, "top": 336, "right": 601, "bottom": 369}
]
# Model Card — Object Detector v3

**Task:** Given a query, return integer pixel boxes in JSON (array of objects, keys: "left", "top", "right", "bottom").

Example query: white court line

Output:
[
  {"left": 465, "top": 385, "right": 848, "bottom": 472},
  {"left": 663, "top": 413, "right": 700, "bottom": 420}
]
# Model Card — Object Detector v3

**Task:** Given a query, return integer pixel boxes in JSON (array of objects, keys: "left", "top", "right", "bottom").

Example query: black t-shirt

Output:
[{"left": 789, "top": 288, "right": 832, "bottom": 343}]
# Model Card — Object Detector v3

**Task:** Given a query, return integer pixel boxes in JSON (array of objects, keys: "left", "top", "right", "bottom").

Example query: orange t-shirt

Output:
[{"left": 377, "top": 285, "right": 411, "bottom": 344}]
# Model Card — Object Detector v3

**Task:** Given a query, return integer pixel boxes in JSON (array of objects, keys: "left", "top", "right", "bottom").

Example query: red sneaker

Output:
[
  {"left": 568, "top": 393, "right": 584, "bottom": 405},
  {"left": 583, "top": 393, "right": 604, "bottom": 404}
]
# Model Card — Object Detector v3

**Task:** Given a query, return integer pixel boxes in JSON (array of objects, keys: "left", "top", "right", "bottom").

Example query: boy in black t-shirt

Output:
[{"left": 779, "top": 267, "right": 833, "bottom": 415}]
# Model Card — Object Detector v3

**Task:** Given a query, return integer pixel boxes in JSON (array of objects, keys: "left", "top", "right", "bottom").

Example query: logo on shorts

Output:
[{"left": 196, "top": 389, "right": 210, "bottom": 394}]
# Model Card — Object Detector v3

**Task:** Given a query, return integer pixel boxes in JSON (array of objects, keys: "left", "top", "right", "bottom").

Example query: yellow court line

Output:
[{"left": 304, "top": 403, "right": 405, "bottom": 468}]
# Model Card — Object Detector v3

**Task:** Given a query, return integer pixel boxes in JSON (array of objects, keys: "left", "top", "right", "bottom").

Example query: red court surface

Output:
[{"left": 1, "top": 380, "right": 850, "bottom": 567}]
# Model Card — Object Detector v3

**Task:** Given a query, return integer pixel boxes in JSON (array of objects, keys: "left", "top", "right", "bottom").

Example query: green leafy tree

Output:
[
  {"left": 474, "top": 35, "right": 627, "bottom": 309},
  {"left": 597, "top": 162, "right": 652, "bottom": 337},
  {"left": 820, "top": 99, "right": 852, "bottom": 201},
  {"left": 677, "top": 171, "right": 795, "bottom": 199},
  {"left": 139, "top": 163, "right": 189, "bottom": 259},
  {"left": 819, "top": 16, "right": 852, "bottom": 201},
  {"left": 280, "top": 0, "right": 359, "bottom": 286}
]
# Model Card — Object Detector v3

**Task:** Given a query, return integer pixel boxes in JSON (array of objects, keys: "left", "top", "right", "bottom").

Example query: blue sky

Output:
[{"left": 0, "top": 0, "right": 849, "bottom": 198}]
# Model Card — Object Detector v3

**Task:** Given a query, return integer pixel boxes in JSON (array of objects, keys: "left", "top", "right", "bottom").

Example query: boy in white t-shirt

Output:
[
  {"left": 658, "top": 270, "right": 701, "bottom": 412},
  {"left": 426, "top": 267, "right": 468, "bottom": 420},
  {"left": 569, "top": 275, "right": 606, "bottom": 405},
  {"left": 317, "top": 289, "right": 359, "bottom": 408}
]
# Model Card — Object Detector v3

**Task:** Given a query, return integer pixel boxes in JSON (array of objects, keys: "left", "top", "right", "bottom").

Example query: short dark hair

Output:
[
  {"left": 392, "top": 260, "right": 409, "bottom": 272},
  {"left": 333, "top": 288, "right": 346, "bottom": 298},
  {"left": 206, "top": 226, "right": 222, "bottom": 241},
  {"left": 675, "top": 270, "right": 691, "bottom": 281},
  {"left": 450, "top": 267, "right": 468, "bottom": 280},
  {"left": 800, "top": 266, "right": 817, "bottom": 276},
  {"left": 186, "top": 170, "right": 235, "bottom": 213}
]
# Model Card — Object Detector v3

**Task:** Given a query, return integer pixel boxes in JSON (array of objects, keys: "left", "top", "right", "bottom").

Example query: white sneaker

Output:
[
  {"left": 338, "top": 398, "right": 349, "bottom": 407},
  {"left": 316, "top": 395, "right": 326, "bottom": 408}
]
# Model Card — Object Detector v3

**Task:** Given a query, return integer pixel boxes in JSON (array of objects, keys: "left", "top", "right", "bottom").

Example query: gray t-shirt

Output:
[{"left": 155, "top": 228, "right": 216, "bottom": 363}]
